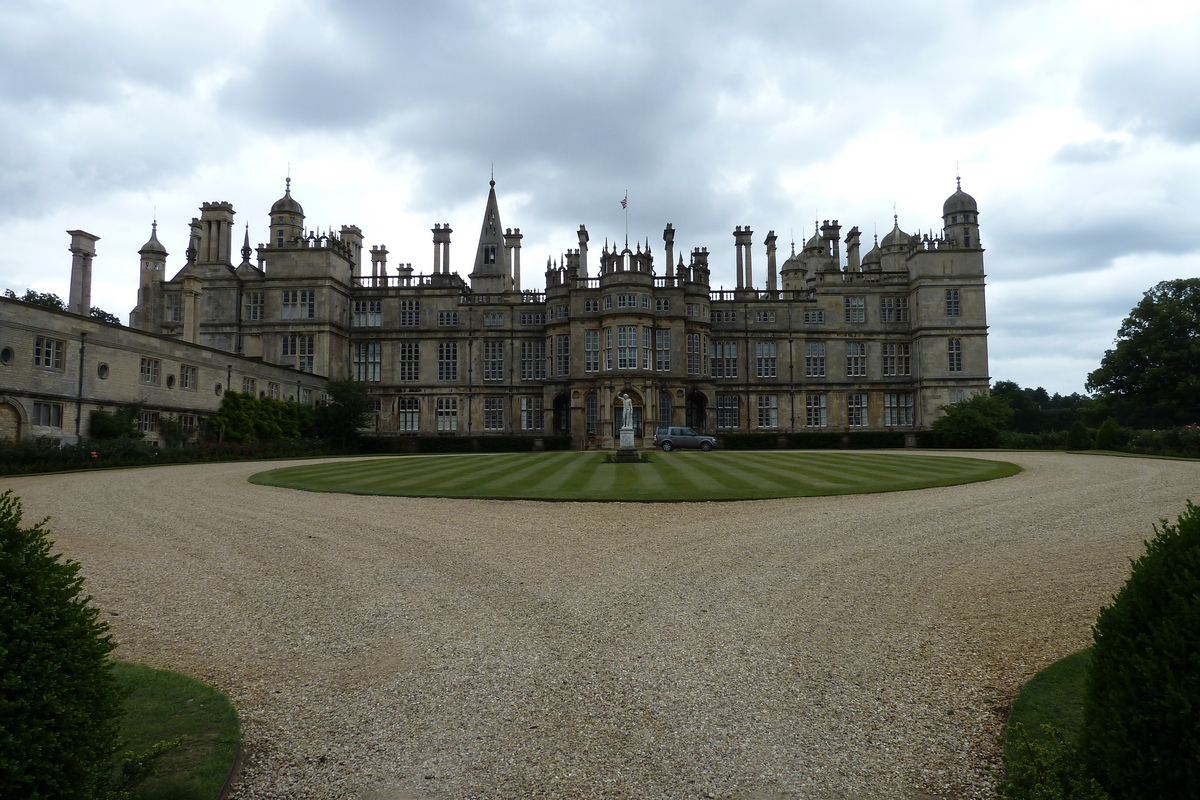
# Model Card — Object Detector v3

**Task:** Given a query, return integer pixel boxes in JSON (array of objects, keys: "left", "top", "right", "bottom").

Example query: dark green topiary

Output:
[
  {"left": 0, "top": 491, "right": 122, "bottom": 799},
  {"left": 1081, "top": 501, "right": 1200, "bottom": 799},
  {"left": 1067, "top": 421, "right": 1092, "bottom": 450},
  {"left": 1094, "top": 417, "right": 1121, "bottom": 451}
]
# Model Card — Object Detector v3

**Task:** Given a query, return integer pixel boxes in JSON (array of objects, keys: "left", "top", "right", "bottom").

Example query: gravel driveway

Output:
[{"left": 6, "top": 451, "right": 1198, "bottom": 799}]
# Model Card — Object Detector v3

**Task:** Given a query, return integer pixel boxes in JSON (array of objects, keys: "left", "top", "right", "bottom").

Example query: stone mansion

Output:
[{"left": 0, "top": 178, "right": 988, "bottom": 446}]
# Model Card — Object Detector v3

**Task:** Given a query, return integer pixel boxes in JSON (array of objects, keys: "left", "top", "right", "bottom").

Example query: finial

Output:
[
  {"left": 956, "top": 160, "right": 961, "bottom": 190},
  {"left": 285, "top": 176, "right": 291, "bottom": 194},
  {"left": 790, "top": 228, "right": 795, "bottom": 256}
]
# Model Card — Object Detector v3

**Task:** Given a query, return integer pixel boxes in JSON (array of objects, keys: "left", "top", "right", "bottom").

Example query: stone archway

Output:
[
  {"left": 552, "top": 393, "right": 570, "bottom": 435},
  {"left": 0, "top": 401, "right": 21, "bottom": 441},
  {"left": 686, "top": 390, "right": 708, "bottom": 432}
]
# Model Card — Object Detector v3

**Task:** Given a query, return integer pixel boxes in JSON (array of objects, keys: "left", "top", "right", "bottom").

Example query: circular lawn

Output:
[{"left": 250, "top": 450, "right": 1021, "bottom": 502}]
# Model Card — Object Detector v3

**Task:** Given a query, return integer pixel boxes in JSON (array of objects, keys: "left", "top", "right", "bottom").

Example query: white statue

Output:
[{"left": 620, "top": 392, "right": 633, "bottom": 430}]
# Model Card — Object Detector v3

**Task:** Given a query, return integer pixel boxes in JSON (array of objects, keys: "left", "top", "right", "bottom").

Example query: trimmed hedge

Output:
[
  {"left": 1081, "top": 501, "right": 1200, "bottom": 799},
  {"left": 786, "top": 431, "right": 845, "bottom": 449}
]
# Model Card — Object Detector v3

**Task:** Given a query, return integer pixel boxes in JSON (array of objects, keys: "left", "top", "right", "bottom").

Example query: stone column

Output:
[
  {"left": 432, "top": 225, "right": 442, "bottom": 274},
  {"left": 734, "top": 227, "right": 744, "bottom": 290},
  {"left": 578, "top": 225, "right": 589, "bottom": 277},
  {"left": 67, "top": 230, "right": 100, "bottom": 315},
  {"left": 743, "top": 227, "right": 754, "bottom": 289},
  {"left": 663, "top": 224, "right": 675, "bottom": 284},
  {"left": 765, "top": 230, "right": 778, "bottom": 291}
]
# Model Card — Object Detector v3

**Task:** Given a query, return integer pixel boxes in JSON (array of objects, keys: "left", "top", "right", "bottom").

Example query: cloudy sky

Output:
[{"left": 3, "top": 0, "right": 1197, "bottom": 395}]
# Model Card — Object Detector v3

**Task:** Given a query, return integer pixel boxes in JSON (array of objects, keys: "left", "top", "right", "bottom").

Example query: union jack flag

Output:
[{"left": 621, "top": 193, "right": 627, "bottom": 209}]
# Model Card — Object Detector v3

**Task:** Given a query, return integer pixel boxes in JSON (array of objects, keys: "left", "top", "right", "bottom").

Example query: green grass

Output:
[
  {"left": 250, "top": 450, "right": 1022, "bottom": 501},
  {"left": 1006, "top": 648, "right": 1091, "bottom": 756},
  {"left": 113, "top": 661, "right": 240, "bottom": 800}
]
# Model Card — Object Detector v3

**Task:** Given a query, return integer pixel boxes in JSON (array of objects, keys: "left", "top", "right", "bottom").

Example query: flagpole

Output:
[{"left": 623, "top": 190, "right": 628, "bottom": 247}]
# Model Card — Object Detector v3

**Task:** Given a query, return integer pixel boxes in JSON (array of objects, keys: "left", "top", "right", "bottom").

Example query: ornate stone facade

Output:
[{"left": 2, "top": 177, "right": 988, "bottom": 446}]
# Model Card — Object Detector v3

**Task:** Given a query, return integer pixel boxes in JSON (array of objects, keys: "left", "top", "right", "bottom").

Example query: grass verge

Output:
[
  {"left": 113, "top": 661, "right": 240, "bottom": 800},
  {"left": 1005, "top": 648, "right": 1091, "bottom": 757},
  {"left": 250, "top": 450, "right": 1021, "bottom": 502}
]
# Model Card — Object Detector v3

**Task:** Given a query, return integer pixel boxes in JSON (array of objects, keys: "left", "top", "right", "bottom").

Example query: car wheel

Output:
[
  {"left": 700, "top": 441, "right": 713, "bottom": 452},
  {"left": 661, "top": 441, "right": 674, "bottom": 452}
]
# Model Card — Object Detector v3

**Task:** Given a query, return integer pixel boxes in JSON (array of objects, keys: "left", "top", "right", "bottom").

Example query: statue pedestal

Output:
[
  {"left": 618, "top": 426, "right": 636, "bottom": 451},
  {"left": 612, "top": 425, "right": 642, "bottom": 462}
]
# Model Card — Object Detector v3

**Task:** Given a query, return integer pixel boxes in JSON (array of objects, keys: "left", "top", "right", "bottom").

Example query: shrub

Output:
[
  {"left": 0, "top": 491, "right": 123, "bottom": 799},
  {"left": 998, "top": 723, "right": 1109, "bottom": 800},
  {"left": 1067, "top": 421, "right": 1093, "bottom": 450},
  {"left": 932, "top": 394, "right": 1014, "bottom": 448},
  {"left": 846, "top": 430, "right": 906, "bottom": 449},
  {"left": 721, "top": 433, "right": 778, "bottom": 450},
  {"left": 1094, "top": 418, "right": 1120, "bottom": 451},
  {"left": 785, "top": 431, "right": 844, "bottom": 449},
  {"left": 1081, "top": 501, "right": 1200, "bottom": 799}
]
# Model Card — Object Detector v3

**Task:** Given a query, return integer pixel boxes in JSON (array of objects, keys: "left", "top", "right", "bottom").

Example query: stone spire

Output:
[{"left": 469, "top": 178, "right": 512, "bottom": 293}]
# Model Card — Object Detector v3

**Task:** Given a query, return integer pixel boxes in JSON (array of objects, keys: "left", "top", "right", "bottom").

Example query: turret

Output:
[
  {"left": 942, "top": 177, "right": 980, "bottom": 249},
  {"left": 269, "top": 178, "right": 305, "bottom": 249},
  {"left": 130, "top": 221, "right": 166, "bottom": 329}
]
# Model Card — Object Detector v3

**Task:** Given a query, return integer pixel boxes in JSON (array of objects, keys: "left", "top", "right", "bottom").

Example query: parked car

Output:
[{"left": 653, "top": 426, "right": 716, "bottom": 451}]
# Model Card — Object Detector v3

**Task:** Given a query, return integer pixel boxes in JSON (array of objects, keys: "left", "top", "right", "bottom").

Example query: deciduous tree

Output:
[{"left": 1086, "top": 278, "right": 1200, "bottom": 427}]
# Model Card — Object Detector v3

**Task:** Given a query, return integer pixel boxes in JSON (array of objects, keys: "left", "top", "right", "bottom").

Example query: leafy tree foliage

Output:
[
  {"left": 4, "top": 288, "right": 67, "bottom": 310},
  {"left": 0, "top": 491, "right": 122, "bottom": 799},
  {"left": 932, "top": 392, "right": 1014, "bottom": 448},
  {"left": 208, "top": 391, "right": 314, "bottom": 443},
  {"left": 89, "top": 307, "right": 121, "bottom": 325},
  {"left": 314, "top": 379, "right": 373, "bottom": 449},
  {"left": 991, "top": 380, "right": 1091, "bottom": 433},
  {"left": 1086, "top": 278, "right": 1200, "bottom": 427},
  {"left": 1066, "top": 421, "right": 1092, "bottom": 450},
  {"left": 88, "top": 405, "right": 142, "bottom": 440},
  {"left": 1082, "top": 502, "right": 1200, "bottom": 799},
  {"left": 1094, "top": 417, "right": 1121, "bottom": 451}
]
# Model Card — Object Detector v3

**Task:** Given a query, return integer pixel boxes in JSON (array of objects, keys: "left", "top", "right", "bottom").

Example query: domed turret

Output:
[
  {"left": 861, "top": 234, "right": 882, "bottom": 271},
  {"left": 268, "top": 178, "right": 305, "bottom": 249},
  {"left": 942, "top": 177, "right": 977, "bottom": 217},
  {"left": 139, "top": 220, "right": 167, "bottom": 259},
  {"left": 942, "top": 177, "right": 980, "bottom": 249},
  {"left": 879, "top": 216, "right": 910, "bottom": 251}
]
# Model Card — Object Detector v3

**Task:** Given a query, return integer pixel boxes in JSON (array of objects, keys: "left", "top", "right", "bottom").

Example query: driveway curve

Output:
[{"left": 6, "top": 451, "right": 1198, "bottom": 800}]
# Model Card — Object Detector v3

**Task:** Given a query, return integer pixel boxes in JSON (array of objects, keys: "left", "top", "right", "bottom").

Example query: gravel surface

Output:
[{"left": 6, "top": 451, "right": 1198, "bottom": 800}]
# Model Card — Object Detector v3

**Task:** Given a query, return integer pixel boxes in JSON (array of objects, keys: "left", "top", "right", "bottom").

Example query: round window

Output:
[
  {"left": 0, "top": 347, "right": 13, "bottom": 365},
  {"left": 97, "top": 363, "right": 109, "bottom": 379}
]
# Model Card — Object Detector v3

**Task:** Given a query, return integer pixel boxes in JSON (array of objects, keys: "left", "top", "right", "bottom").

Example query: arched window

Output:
[{"left": 585, "top": 393, "right": 598, "bottom": 433}]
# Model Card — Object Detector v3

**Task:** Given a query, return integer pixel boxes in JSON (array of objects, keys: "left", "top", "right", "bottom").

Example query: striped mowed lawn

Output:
[{"left": 250, "top": 451, "right": 1020, "bottom": 502}]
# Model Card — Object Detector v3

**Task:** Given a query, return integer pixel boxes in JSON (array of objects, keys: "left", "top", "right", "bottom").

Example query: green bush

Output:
[
  {"left": 721, "top": 433, "right": 779, "bottom": 450},
  {"left": 0, "top": 491, "right": 123, "bottom": 799},
  {"left": 785, "top": 431, "right": 844, "bottom": 449},
  {"left": 846, "top": 430, "right": 906, "bottom": 449},
  {"left": 1067, "top": 421, "right": 1093, "bottom": 450},
  {"left": 996, "top": 430, "right": 1071, "bottom": 450},
  {"left": 1094, "top": 418, "right": 1121, "bottom": 450},
  {"left": 998, "top": 723, "right": 1110, "bottom": 800},
  {"left": 1081, "top": 501, "right": 1200, "bottom": 799},
  {"left": 932, "top": 394, "right": 1014, "bottom": 448}
]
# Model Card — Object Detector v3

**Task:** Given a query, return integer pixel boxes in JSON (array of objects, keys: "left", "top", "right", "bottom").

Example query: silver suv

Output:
[{"left": 653, "top": 426, "right": 717, "bottom": 452}]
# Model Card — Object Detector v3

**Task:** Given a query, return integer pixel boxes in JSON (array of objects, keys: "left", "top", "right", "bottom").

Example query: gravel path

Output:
[{"left": 6, "top": 452, "right": 1198, "bottom": 799}]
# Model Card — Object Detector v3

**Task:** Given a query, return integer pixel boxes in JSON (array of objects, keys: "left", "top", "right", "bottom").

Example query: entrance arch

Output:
[
  {"left": 0, "top": 401, "right": 22, "bottom": 442},
  {"left": 552, "top": 393, "right": 570, "bottom": 435},
  {"left": 686, "top": 390, "right": 708, "bottom": 431}
]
